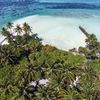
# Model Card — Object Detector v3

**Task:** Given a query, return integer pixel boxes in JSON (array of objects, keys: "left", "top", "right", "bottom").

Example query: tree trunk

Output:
[
  {"left": 79, "top": 26, "right": 89, "bottom": 37},
  {"left": 0, "top": 38, "right": 7, "bottom": 45}
]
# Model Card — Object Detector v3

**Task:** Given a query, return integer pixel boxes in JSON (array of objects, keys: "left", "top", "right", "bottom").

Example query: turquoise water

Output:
[
  {"left": 0, "top": 4, "right": 100, "bottom": 26},
  {"left": 39, "top": 0, "right": 100, "bottom": 3},
  {"left": 0, "top": 2, "right": 100, "bottom": 40}
]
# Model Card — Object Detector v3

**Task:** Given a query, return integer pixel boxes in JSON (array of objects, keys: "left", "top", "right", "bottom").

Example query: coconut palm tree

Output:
[
  {"left": 85, "top": 34, "right": 100, "bottom": 59},
  {"left": 0, "top": 27, "right": 13, "bottom": 44},
  {"left": 23, "top": 22, "right": 32, "bottom": 35},
  {"left": 13, "top": 63, "right": 40, "bottom": 100},
  {"left": 6, "top": 22, "right": 13, "bottom": 32},
  {"left": 15, "top": 24, "right": 22, "bottom": 35},
  {"left": 85, "top": 34, "right": 97, "bottom": 50},
  {"left": 1, "top": 27, "right": 10, "bottom": 37}
]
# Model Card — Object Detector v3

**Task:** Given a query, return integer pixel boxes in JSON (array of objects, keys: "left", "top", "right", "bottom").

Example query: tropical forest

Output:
[{"left": 0, "top": 22, "right": 100, "bottom": 100}]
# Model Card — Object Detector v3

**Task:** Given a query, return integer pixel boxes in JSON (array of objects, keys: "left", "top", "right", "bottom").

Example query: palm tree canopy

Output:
[
  {"left": 15, "top": 24, "right": 22, "bottom": 35},
  {"left": 0, "top": 23, "right": 100, "bottom": 100},
  {"left": 23, "top": 22, "right": 32, "bottom": 35},
  {"left": 1, "top": 27, "right": 10, "bottom": 37},
  {"left": 6, "top": 22, "right": 13, "bottom": 29}
]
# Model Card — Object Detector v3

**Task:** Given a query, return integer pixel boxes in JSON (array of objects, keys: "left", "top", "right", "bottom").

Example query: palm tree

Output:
[
  {"left": 79, "top": 26, "right": 89, "bottom": 37},
  {"left": 23, "top": 22, "right": 32, "bottom": 35},
  {"left": 85, "top": 34, "right": 97, "bottom": 50},
  {"left": 0, "top": 27, "right": 12, "bottom": 44},
  {"left": 15, "top": 24, "right": 22, "bottom": 35},
  {"left": 6, "top": 22, "right": 13, "bottom": 32},
  {"left": 13, "top": 63, "right": 39, "bottom": 100},
  {"left": 85, "top": 34, "right": 100, "bottom": 59},
  {"left": 1, "top": 27, "right": 10, "bottom": 37}
]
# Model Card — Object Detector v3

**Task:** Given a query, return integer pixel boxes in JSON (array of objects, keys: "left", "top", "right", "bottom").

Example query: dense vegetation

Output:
[{"left": 0, "top": 22, "right": 100, "bottom": 100}]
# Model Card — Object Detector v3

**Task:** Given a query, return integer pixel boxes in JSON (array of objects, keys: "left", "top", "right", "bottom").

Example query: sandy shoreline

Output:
[
  {"left": 1, "top": 14, "right": 100, "bottom": 50},
  {"left": 13, "top": 15, "right": 87, "bottom": 50}
]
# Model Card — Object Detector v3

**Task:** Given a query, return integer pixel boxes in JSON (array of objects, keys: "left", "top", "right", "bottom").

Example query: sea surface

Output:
[
  {"left": 0, "top": 1, "right": 100, "bottom": 26},
  {"left": 0, "top": 1, "right": 100, "bottom": 49}
]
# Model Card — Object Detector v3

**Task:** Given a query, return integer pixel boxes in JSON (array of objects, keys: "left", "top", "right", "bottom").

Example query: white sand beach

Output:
[
  {"left": 13, "top": 15, "right": 86, "bottom": 50},
  {"left": 1, "top": 15, "right": 100, "bottom": 50}
]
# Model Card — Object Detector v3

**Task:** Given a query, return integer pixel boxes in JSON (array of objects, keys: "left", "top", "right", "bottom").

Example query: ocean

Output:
[
  {"left": 0, "top": 1, "right": 100, "bottom": 50},
  {"left": 0, "top": 1, "right": 100, "bottom": 27}
]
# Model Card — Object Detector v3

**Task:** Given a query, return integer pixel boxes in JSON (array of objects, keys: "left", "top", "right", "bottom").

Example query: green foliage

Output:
[
  {"left": 78, "top": 46, "right": 88, "bottom": 56},
  {"left": 15, "top": 24, "right": 22, "bottom": 35},
  {"left": 0, "top": 22, "right": 100, "bottom": 100},
  {"left": 85, "top": 34, "right": 100, "bottom": 59}
]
